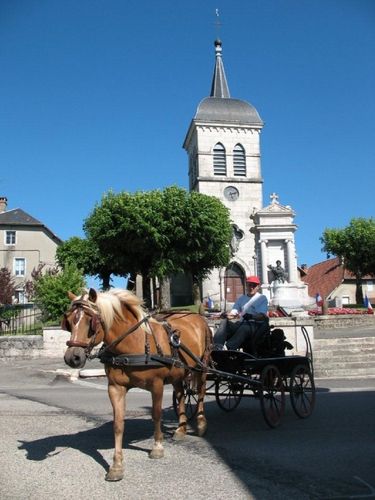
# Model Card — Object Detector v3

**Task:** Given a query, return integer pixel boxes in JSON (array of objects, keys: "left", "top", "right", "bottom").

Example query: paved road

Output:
[{"left": 1, "top": 356, "right": 375, "bottom": 500}]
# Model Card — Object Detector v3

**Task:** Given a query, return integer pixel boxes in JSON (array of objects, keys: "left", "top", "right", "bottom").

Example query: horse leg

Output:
[
  {"left": 195, "top": 372, "right": 208, "bottom": 437},
  {"left": 149, "top": 379, "right": 164, "bottom": 459},
  {"left": 172, "top": 378, "right": 187, "bottom": 440},
  {"left": 106, "top": 383, "right": 126, "bottom": 482}
]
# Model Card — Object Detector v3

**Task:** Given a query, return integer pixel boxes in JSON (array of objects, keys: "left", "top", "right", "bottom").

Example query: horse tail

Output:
[{"left": 202, "top": 319, "right": 213, "bottom": 367}]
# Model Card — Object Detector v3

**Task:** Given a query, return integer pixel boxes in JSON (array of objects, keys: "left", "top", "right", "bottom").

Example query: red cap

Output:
[{"left": 246, "top": 276, "right": 260, "bottom": 285}]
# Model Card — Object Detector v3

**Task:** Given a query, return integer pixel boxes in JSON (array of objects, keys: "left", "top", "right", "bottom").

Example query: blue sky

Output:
[{"left": 1, "top": 0, "right": 374, "bottom": 276}]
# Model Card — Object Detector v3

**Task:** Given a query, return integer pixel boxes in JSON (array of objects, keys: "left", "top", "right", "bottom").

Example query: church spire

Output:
[{"left": 210, "top": 39, "right": 230, "bottom": 98}]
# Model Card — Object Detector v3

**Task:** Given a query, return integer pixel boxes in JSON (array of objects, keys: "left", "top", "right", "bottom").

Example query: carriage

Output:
[
  {"left": 173, "top": 325, "right": 315, "bottom": 429},
  {"left": 62, "top": 288, "right": 315, "bottom": 481}
]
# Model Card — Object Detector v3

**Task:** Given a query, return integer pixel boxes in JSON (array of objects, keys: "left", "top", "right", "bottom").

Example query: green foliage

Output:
[
  {"left": 33, "top": 263, "right": 86, "bottom": 322},
  {"left": 56, "top": 236, "right": 113, "bottom": 289},
  {"left": 83, "top": 186, "right": 232, "bottom": 301},
  {"left": 0, "top": 267, "right": 16, "bottom": 305},
  {"left": 321, "top": 217, "right": 375, "bottom": 303}
]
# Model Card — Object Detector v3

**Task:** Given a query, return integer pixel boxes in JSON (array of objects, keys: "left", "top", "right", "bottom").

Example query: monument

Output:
[{"left": 252, "top": 193, "right": 314, "bottom": 314}]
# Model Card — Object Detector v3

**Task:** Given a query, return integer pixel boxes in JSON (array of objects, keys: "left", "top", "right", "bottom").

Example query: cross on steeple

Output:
[
  {"left": 270, "top": 192, "right": 279, "bottom": 204},
  {"left": 214, "top": 8, "right": 222, "bottom": 39}
]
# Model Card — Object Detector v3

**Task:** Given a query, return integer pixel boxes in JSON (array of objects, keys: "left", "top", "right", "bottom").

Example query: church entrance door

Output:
[{"left": 224, "top": 264, "right": 245, "bottom": 303}]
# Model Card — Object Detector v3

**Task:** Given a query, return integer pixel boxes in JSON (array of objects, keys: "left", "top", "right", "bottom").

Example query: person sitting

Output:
[{"left": 214, "top": 276, "right": 269, "bottom": 353}]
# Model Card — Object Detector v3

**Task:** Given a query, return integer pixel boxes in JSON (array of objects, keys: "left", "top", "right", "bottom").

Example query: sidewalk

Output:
[{"left": 2, "top": 355, "right": 375, "bottom": 394}]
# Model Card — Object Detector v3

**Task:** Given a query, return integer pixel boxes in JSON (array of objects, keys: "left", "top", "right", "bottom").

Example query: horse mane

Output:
[{"left": 92, "top": 288, "right": 148, "bottom": 332}]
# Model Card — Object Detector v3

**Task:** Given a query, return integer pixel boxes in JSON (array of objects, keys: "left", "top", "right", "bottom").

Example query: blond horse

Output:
[{"left": 63, "top": 288, "right": 212, "bottom": 481}]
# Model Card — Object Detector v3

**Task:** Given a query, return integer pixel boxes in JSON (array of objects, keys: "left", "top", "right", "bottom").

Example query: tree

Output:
[
  {"left": 56, "top": 236, "right": 113, "bottom": 290},
  {"left": 321, "top": 217, "right": 375, "bottom": 304},
  {"left": 0, "top": 267, "right": 16, "bottom": 305},
  {"left": 84, "top": 190, "right": 164, "bottom": 305},
  {"left": 33, "top": 263, "right": 86, "bottom": 322},
  {"left": 84, "top": 186, "right": 232, "bottom": 307}
]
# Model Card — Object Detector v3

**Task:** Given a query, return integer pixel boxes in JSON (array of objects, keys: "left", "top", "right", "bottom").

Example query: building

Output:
[
  {"left": 300, "top": 257, "right": 375, "bottom": 306},
  {"left": 183, "top": 40, "right": 306, "bottom": 308},
  {"left": 0, "top": 197, "right": 62, "bottom": 303}
]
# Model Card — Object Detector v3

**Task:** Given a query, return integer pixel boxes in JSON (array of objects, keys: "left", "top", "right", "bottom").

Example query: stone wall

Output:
[
  {"left": 0, "top": 315, "right": 373, "bottom": 359},
  {"left": 0, "top": 327, "right": 68, "bottom": 359},
  {"left": 313, "top": 314, "right": 375, "bottom": 330}
]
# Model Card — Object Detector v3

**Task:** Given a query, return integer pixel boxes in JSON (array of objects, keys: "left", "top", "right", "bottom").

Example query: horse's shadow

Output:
[{"left": 18, "top": 407, "right": 179, "bottom": 473}]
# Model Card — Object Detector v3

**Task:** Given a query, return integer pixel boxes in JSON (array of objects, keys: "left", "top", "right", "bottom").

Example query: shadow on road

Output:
[{"left": 18, "top": 386, "right": 375, "bottom": 499}]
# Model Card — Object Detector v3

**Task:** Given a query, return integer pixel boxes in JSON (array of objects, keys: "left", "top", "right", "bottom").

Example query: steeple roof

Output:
[
  {"left": 194, "top": 40, "right": 263, "bottom": 127},
  {"left": 210, "top": 39, "right": 230, "bottom": 98}
]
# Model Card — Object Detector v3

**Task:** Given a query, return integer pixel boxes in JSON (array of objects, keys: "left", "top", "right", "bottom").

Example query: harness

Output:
[{"left": 64, "top": 300, "right": 210, "bottom": 372}]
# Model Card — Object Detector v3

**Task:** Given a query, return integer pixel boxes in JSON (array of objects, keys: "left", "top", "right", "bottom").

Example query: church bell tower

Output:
[{"left": 183, "top": 40, "right": 264, "bottom": 305}]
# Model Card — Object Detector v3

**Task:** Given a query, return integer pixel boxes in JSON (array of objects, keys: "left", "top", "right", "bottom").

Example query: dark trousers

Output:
[{"left": 214, "top": 318, "right": 269, "bottom": 352}]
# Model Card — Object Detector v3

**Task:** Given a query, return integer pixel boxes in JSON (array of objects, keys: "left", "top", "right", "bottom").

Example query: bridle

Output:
[{"left": 63, "top": 299, "right": 106, "bottom": 355}]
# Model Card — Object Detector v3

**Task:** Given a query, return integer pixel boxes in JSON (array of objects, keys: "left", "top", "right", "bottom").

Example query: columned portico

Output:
[
  {"left": 260, "top": 239, "right": 268, "bottom": 284},
  {"left": 252, "top": 194, "right": 311, "bottom": 310}
]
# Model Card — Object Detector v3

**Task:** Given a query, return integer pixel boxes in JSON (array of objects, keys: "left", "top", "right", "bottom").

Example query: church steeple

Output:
[{"left": 210, "top": 39, "right": 230, "bottom": 98}]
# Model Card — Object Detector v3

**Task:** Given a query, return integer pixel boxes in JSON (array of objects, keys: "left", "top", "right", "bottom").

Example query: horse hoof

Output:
[
  {"left": 149, "top": 448, "right": 164, "bottom": 459},
  {"left": 105, "top": 467, "right": 124, "bottom": 482},
  {"left": 197, "top": 419, "right": 207, "bottom": 437},
  {"left": 173, "top": 428, "right": 186, "bottom": 441}
]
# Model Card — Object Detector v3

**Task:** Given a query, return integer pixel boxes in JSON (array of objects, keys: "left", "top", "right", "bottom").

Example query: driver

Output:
[{"left": 213, "top": 276, "right": 269, "bottom": 353}]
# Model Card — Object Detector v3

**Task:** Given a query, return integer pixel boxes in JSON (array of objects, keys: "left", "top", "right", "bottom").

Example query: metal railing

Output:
[{"left": 0, "top": 304, "right": 43, "bottom": 336}]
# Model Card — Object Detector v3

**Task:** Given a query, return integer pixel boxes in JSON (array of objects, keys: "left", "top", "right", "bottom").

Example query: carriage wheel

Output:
[
  {"left": 260, "top": 364, "right": 285, "bottom": 428},
  {"left": 215, "top": 379, "right": 243, "bottom": 412},
  {"left": 290, "top": 364, "right": 316, "bottom": 418},
  {"left": 172, "top": 377, "right": 198, "bottom": 421}
]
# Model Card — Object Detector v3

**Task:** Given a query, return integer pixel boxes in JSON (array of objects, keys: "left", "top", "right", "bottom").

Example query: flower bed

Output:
[{"left": 308, "top": 307, "right": 373, "bottom": 316}]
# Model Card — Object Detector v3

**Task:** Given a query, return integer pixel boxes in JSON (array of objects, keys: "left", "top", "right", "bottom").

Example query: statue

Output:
[
  {"left": 268, "top": 260, "right": 287, "bottom": 284},
  {"left": 229, "top": 225, "right": 243, "bottom": 256}
]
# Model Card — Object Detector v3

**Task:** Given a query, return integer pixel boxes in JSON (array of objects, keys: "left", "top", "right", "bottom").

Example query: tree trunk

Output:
[
  {"left": 192, "top": 280, "right": 201, "bottom": 306},
  {"left": 101, "top": 272, "right": 111, "bottom": 291},
  {"left": 159, "top": 276, "right": 171, "bottom": 311},
  {"left": 127, "top": 273, "right": 136, "bottom": 291},
  {"left": 355, "top": 274, "right": 364, "bottom": 305},
  {"left": 142, "top": 274, "right": 152, "bottom": 309}
]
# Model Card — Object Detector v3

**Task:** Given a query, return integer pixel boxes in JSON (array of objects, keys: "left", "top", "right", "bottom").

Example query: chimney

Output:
[{"left": 0, "top": 197, "right": 8, "bottom": 213}]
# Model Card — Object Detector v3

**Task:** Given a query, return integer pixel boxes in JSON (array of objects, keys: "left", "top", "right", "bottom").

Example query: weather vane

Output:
[{"left": 214, "top": 8, "right": 222, "bottom": 38}]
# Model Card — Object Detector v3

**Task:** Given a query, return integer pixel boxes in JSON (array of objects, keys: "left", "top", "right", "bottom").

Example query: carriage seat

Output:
[{"left": 242, "top": 327, "right": 293, "bottom": 358}]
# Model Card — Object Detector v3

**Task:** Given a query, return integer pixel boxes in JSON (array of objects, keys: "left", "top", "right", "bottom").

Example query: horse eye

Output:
[
  {"left": 88, "top": 318, "right": 96, "bottom": 336},
  {"left": 62, "top": 314, "right": 71, "bottom": 332}
]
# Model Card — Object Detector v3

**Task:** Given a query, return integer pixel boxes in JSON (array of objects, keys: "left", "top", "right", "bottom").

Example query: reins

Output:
[{"left": 88, "top": 315, "right": 151, "bottom": 360}]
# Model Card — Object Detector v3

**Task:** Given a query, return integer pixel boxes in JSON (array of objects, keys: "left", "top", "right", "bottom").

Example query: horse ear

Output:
[
  {"left": 68, "top": 291, "right": 76, "bottom": 301},
  {"left": 88, "top": 288, "right": 98, "bottom": 303}
]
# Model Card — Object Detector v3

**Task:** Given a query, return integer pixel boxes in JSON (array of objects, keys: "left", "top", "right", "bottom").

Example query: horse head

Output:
[{"left": 63, "top": 288, "right": 106, "bottom": 369}]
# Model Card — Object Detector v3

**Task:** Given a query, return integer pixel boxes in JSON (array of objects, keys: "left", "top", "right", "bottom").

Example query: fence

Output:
[{"left": 0, "top": 304, "right": 43, "bottom": 336}]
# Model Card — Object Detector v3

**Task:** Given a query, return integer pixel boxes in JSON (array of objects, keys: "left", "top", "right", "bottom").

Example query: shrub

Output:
[{"left": 33, "top": 263, "right": 85, "bottom": 323}]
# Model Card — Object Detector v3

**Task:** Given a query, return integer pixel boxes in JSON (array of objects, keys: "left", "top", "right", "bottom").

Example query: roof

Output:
[
  {"left": 0, "top": 208, "right": 43, "bottom": 226},
  {"left": 195, "top": 97, "right": 263, "bottom": 126},
  {"left": 195, "top": 39, "right": 263, "bottom": 126},
  {"left": 0, "top": 208, "right": 62, "bottom": 244},
  {"left": 301, "top": 257, "right": 374, "bottom": 299},
  {"left": 301, "top": 257, "right": 344, "bottom": 299},
  {"left": 210, "top": 39, "right": 230, "bottom": 99}
]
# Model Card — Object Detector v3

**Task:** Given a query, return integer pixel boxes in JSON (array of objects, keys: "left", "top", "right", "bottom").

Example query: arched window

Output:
[
  {"left": 233, "top": 144, "right": 246, "bottom": 176},
  {"left": 213, "top": 143, "right": 227, "bottom": 176}
]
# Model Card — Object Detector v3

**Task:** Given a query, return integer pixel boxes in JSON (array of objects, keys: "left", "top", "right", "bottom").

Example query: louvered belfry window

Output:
[
  {"left": 213, "top": 143, "right": 227, "bottom": 175},
  {"left": 233, "top": 144, "right": 246, "bottom": 176}
]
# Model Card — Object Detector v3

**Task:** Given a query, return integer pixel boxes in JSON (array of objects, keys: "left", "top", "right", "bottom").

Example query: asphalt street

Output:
[{"left": 0, "top": 354, "right": 375, "bottom": 500}]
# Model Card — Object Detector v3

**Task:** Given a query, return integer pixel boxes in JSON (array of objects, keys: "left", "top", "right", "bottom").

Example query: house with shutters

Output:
[{"left": 0, "top": 197, "right": 62, "bottom": 303}]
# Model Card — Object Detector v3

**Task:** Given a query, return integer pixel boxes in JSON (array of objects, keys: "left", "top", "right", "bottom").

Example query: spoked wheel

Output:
[
  {"left": 290, "top": 364, "right": 316, "bottom": 418},
  {"left": 260, "top": 364, "right": 285, "bottom": 428},
  {"left": 215, "top": 379, "right": 243, "bottom": 412},
  {"left": 172, "top": 377, "right": 198, "bottom": 421}
]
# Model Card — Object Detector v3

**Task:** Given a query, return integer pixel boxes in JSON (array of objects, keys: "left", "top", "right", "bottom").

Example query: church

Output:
[{"left": 180, "top": 39, "right": 309, "bottom": 311}]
